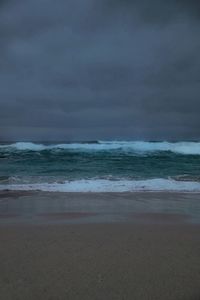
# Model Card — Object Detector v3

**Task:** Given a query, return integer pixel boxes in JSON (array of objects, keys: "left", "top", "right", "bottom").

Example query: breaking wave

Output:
[
  {"left": 1, "top": 141, "right": 200, "bottom": 155},
  {"left": 1, "top": 178, "right": 200, "bottom": 192}
]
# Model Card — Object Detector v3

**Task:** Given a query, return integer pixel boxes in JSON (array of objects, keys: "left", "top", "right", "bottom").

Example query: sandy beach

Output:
[{"left": 0, "top": 192, "right": 200, "bottom": 299}]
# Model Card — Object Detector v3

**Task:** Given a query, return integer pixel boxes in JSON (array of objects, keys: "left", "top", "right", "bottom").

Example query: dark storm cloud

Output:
[
  {"left": 0, "top": 0, "right": 200, "bottom": 141},
  {"left": 104, "top": 0, "right": 200, "bottom": 23}
]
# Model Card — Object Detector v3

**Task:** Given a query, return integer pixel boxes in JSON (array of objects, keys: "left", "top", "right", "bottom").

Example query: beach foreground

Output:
[{"left": 0, "top": 192, "right": 200, "bottom": 299}]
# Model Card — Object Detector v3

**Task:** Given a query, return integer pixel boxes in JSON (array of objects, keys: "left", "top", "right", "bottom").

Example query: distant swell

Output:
[
  {"left": 1, "top": 141, "right": 200, "bottom": 155},
  {"left": 1, "top": 179, "right": 200, "bottom": 192}
]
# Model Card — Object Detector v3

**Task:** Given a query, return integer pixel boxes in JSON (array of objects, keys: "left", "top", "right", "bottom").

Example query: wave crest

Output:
[{"left": 0, "top": 141, "right": 200, "bottom": 155}]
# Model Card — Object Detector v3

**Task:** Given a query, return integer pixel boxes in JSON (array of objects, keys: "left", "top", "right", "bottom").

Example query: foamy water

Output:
[
  {"left": 1, "top": 141, "right": 200, "bottom": 192},
  {"left": 1, "top": 141, "right": 200, "bottom": 155},
  {"left": 1, "top": 179, "right": 200, "bottom": 192}
]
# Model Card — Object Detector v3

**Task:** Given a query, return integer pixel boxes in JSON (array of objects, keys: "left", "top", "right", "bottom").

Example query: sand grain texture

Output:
[{"left": 0, "top": 223, "right": 200, "bottom": 300}]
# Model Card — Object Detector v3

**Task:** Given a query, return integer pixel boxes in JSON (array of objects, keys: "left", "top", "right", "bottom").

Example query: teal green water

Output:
[{"left": 0, "top": 141, "right": 200, "bottom": 184}]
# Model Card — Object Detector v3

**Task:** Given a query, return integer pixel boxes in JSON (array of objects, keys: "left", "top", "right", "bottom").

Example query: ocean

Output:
[{"left": 0, "top": 141, "right": 200, "bottom": 192}]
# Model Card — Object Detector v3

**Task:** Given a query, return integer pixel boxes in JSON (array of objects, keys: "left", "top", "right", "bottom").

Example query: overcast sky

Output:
[{"left": 0, "top": 0, "right": 200, "bottom": 141}]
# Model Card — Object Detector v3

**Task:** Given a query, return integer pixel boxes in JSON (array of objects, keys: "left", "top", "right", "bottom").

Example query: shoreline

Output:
[
  {"left": 1, "top": 191, "right": 200, "bottom": 225},
  {"left": 2, "top": 190, "right": 200, "bottom": 194}
]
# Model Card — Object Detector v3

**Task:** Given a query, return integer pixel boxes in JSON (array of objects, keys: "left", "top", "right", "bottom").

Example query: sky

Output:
[{"left": 0, "top": 0, "right": 200, "bottom": 141}]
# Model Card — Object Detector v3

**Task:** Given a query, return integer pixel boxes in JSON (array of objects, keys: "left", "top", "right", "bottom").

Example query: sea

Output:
[{"left": 0, "top": 141, "right": 200, "bottom": 192}]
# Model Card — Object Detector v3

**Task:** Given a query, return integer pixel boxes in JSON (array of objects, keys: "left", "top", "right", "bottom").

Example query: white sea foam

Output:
[
  {"left": 1, "top": 141, "right": 200, "bottom": 155},
  {"left": 1, "top": 178, "right": 200, "bottom": 192},
  {"left": 11, "top": 142, "right": 46, "bottom": 151}
]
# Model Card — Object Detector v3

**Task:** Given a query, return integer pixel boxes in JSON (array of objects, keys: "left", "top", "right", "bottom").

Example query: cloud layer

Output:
[{"left": 0, "top": 0, "right": 200, "bottom": 141}]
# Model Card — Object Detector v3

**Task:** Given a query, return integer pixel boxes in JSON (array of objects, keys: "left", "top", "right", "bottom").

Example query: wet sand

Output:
[
  {"left": 1, "top": 191, "right": 200, "bottom": 224},
  {"left": 0, "top": 191, "right": 200, "bottom": 299}
]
